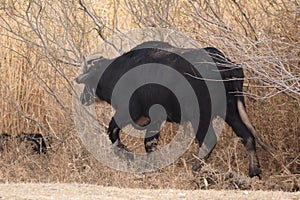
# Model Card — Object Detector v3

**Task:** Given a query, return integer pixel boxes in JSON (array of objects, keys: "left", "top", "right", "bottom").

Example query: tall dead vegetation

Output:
[{"left": 0, "top": 0, "right": 299, "bottom": 190}]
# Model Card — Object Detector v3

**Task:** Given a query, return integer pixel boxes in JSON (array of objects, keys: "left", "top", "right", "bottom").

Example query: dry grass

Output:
[{"left": 0, "top": 0, "right": 299, "bottom": 192}]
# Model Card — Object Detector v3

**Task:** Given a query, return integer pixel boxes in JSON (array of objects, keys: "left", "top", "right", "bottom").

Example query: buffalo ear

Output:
[{"left": 76, "top": 73, "right": 90, "bottom": 84}]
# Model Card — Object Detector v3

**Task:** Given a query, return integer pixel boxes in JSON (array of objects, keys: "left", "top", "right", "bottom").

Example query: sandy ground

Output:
[{"left": 0, "top": 183, "right": 299, "bottom": 200}]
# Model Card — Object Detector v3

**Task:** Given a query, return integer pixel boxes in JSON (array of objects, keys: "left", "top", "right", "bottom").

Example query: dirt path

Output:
[{"left": 0, "top": 183, "right": 299, "bottom": 200}]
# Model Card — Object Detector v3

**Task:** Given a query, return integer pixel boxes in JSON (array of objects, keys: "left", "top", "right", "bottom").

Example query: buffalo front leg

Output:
[
  {"left": 193, "top": 123, "right": 217, "bottom": 173},
  {"left": 108, "top": 117, "right": 130, "bottom": 152}
]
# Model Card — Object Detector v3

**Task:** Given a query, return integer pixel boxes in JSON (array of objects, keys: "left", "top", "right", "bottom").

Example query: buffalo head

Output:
[{"left": 76, "top": 56, "right": 109, "bottom": 106}]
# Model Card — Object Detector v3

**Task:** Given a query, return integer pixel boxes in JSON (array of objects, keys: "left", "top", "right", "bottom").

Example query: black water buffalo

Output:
[{"left": 76, "top": 41, "right": 262, "bottom": 178}]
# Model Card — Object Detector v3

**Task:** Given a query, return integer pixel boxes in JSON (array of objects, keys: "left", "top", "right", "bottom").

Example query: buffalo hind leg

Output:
[
  {"left": 225, "top": 112, "right": 261, "bottom": 178},
  {"left": 143, "top": 121, "right": 161, "bottom": 170},
  {"left": 144, "top": 127, "right": 160, "bottom": 170}
]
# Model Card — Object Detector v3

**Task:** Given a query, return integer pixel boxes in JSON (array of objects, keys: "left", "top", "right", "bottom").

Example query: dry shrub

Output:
[{"left": 0, "top": 0, "right": 299, "bottom": 192}]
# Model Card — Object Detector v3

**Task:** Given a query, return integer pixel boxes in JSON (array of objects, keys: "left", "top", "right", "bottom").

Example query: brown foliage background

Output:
[{"left": 0, "top": 0, "right": 299, "bottom": 191}]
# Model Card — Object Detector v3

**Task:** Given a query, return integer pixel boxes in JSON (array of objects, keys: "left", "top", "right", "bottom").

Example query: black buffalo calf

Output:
[{"left": 0, "top": 133, "right": 48, "bottom": 154}]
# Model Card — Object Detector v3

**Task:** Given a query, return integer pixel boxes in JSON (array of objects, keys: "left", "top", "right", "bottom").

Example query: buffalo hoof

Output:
[
  {"left": 145, "top": 138, "right": 159, "bottom": 153},
  {"left": 116, "top": 142, "right": 131, "bottom": 152},
  {"left": 113, "top": 142, "right": 134, "bottom": 161},
  {"left": 249, "top": 167, "right": 262, "bottom": 179},
  {"left": 192, "top": 159, "right": 206, "bottom": 173}
]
